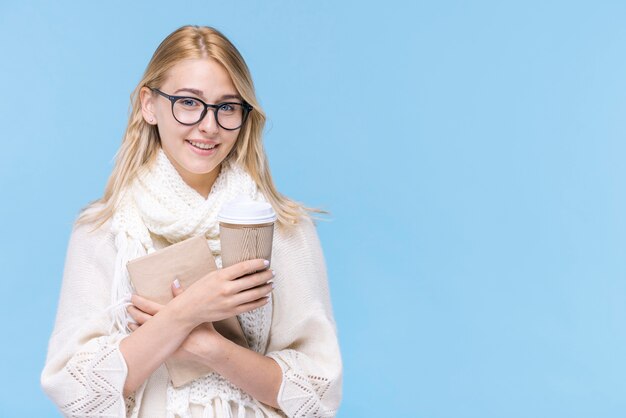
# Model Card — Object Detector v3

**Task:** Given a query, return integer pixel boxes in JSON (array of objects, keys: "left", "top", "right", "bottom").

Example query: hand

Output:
[
  {"left": 127, "top": 258, "right": 274, "bottom": 359},
  {"left": 127, "top": 282, "right": 223, "bottom": 363},
  {"left": 172, "top": 258, "right": 275, "bottom": 327},
  {"left": 126, "top": 280, "right": 185, "bottom": 332}
]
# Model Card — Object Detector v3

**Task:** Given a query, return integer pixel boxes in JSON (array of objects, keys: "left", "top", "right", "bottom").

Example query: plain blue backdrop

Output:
[{"left": 1, "top": 1, "right": 626, "bottom": 417}]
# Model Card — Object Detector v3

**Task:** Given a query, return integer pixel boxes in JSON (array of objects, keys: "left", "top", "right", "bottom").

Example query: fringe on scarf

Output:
[
  {"left": 166, "top": 396, "right": 266, "bottom": 418},
  {"left": 109, "top": 229, "right": 151, "bottom": 334}
]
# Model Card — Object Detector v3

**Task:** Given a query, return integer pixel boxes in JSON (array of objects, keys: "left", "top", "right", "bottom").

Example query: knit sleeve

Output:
[
  {"left": 264, "top": 216, "right": 343, "bottom": 418},
  {"left": 41, "top": 220, "right": 132, "bottom": 417}
]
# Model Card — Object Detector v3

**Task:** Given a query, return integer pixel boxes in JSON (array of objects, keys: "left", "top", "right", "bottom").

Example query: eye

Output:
[
  {"left": 177, "top": 98, "right": 201, "bottom": 108},
  {"left": 219, "top": 103, "right": 236, "bottom": 112}
]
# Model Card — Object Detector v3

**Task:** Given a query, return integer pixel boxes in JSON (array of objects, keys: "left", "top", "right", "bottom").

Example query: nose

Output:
[{"left": 198, "top": 109, "right": 220, "bottom": 134}]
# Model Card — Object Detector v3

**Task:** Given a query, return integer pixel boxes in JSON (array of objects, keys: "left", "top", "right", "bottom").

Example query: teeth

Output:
[{"left": 189, "top": 141, "right": 216, "bottom": 150}]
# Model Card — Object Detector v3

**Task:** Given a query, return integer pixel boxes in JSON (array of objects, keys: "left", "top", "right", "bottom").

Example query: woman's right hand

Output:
[{"left": 171, "top": 258, "right": 275, "bottom": 327}]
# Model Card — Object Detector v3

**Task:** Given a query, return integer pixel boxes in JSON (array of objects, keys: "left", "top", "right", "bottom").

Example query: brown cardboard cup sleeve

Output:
[{"left": 126, "top": 235, "right": 248, "bottom": 387}]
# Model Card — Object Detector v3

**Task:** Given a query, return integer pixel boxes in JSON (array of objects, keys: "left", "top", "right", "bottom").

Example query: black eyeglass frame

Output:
[{"left": 150, "top": 87, "right": 253, "bottom": 130}]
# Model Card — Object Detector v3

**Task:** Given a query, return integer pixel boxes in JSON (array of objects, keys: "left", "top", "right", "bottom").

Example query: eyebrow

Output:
[{"left": 172, "top": 88, "right": 242, "bottom": 101}]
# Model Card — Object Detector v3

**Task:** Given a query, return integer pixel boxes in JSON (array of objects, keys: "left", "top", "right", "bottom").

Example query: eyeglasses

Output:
[{"left": 150, "top": 88, "right": 253, "bottom": 130}]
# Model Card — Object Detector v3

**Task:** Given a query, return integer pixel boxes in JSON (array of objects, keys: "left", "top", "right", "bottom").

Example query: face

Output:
[{"left": 140, "top": 58, "right": 242, "bottom": 194}]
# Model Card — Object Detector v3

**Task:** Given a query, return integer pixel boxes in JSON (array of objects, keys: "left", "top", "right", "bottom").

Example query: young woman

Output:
[{"left": 41, "top": 25, "right": 342, "bottom": 418}]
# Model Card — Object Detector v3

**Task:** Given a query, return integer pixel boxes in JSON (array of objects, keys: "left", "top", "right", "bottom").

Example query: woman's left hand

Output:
[{"left": 127, "top": 282, "right": 224, "bottom": 363}]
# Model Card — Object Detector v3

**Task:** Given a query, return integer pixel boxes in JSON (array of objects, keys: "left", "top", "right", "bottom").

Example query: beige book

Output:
[{"left": 126, "top": 235, "right": 248, "bottom": 387}]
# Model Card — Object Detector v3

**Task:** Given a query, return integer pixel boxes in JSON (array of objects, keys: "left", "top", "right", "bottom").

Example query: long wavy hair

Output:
[{"left": 76, "top": 25, "right": 326, "bottom": 232}]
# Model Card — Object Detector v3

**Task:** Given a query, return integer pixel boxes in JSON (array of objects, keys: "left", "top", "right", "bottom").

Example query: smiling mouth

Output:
[{"left": 186, "top": 140, "right": 219, "bottom": 150}]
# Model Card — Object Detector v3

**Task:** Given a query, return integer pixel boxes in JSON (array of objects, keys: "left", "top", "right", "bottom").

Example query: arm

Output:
[
  {"left": 41, "top": 219, "right": 275, "bottom": 417},
  {"left": 264, "top": 216, "right": 343, "bottom": 417},
  {"left": 187, "top": 216, "right": 343, "bottom": 416},
  {"left": 195, "top": 333, "right": 283, "bottom": 409},
  {"left": 41, "top": 221, "right": 131, "bottom": 417},
  {"left": 127, "top": 282, "right": 283, "bottom": 408},
  {"left": 121, "top": 258, "right": 274, "bottom": 395},
  {"left": 126, "top": 215, "right": 342, "bottom": 416},
  {"left": 119, "top": 296, "right": 195, "bottom": 397}
]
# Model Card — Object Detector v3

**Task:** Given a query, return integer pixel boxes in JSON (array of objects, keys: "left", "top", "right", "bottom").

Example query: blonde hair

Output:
[{"left": 76, "top": 25, "right": 327, "bottom": 232}]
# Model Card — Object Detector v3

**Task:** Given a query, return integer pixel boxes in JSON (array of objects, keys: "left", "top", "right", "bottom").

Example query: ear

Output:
[{"left": 139, "top": 87, "right": 158, "bottom": 125}]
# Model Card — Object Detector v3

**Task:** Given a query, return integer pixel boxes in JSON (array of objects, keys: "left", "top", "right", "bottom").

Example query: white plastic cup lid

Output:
[{"left": 217, "top": 194, "right": 277, "bottom": 224}]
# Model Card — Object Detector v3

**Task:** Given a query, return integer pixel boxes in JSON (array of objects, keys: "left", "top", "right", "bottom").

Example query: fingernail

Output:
[
  {"left": 173, "top": 278, "right": 181, "bottom": 289},
  {"left": 268, "top": 280, "right": 275, "bottom": 288},
  {"left": 271, "top": 269, "right": 276, "bottom": 277},
  {"left": 264, "top": 260, "right": 270, "bottom": 267}
]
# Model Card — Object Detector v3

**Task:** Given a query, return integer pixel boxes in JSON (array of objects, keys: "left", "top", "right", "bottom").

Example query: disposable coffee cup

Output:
[{"left": 217, "top": 195, "right": 277, "bottom": 268}]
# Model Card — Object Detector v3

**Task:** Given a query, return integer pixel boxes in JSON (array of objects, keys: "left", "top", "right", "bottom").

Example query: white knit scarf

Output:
[
  {"left": 109, "top": 147, "right": 263, "bottom": 332},
  {"left": 108, "top": 147, "right": 270, "bottom": 417}
]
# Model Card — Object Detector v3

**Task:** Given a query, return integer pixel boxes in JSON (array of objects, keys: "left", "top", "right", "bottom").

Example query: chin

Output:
[
  {"left": 184, "top": 164, "right": 219, "bottom": 175},
  {"left": 186, "top": 159, "right": 224, "bottom": 173},
  {"left": 164, "top": 146, "right": 226, "bottom": 177}
]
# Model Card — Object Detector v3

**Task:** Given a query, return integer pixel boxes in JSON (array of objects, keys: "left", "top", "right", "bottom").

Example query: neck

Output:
[
  {"left": 161, "top": 149, "right": 222, "bottom": 199},
  {"left": 181, "top": 167, "right": 221, "bottom": 199}
]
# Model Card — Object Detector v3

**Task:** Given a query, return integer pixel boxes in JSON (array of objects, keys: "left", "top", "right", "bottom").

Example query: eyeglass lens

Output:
[{"left": 173, "top": 98, "right": 245, "bottom": 129}]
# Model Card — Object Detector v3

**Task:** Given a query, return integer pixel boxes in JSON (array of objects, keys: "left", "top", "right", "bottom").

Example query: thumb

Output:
[{"left": 171, "top": 277, "right": 184, "bottom": 297}]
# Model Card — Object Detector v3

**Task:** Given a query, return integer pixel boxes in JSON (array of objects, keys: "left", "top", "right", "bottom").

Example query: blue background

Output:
[{"left": 1, "top": 1, "right": 625, "bottom": 417}]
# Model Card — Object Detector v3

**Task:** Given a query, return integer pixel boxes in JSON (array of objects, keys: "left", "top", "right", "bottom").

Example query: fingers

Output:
[
  {"left": 222, "top": 259, "right": 270, "bottom": 281},
  {"left": 232, "top": 281, "right": 274, "bottom": 307},
  {"left": 127, "top": 305, "right": 152, "bottom": 325},
  {"left": 131, "top": 294, "right": 163, "bottom": 316},
  {"left": 171, "top": 278, "right": 184, "bottom": 298},
  {"left": 169, "top": 260, "right": 272, "bottom": 324},
  {"left": 127, "top": 294, "right": 164, "bottom": 327},
  {"left": 230, "top": 268, "right": 275, "bottom": 294},
  {"left": 234, "top": 295, "right": 271, "bottom": 315},
  {"left": 224, "top": 263, "right": 274, "bottom": 308}
]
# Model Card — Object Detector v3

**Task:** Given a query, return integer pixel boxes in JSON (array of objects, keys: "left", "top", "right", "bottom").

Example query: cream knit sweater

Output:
[{"left": 41, "top": 215, "right": 342, "bottom": 417}]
